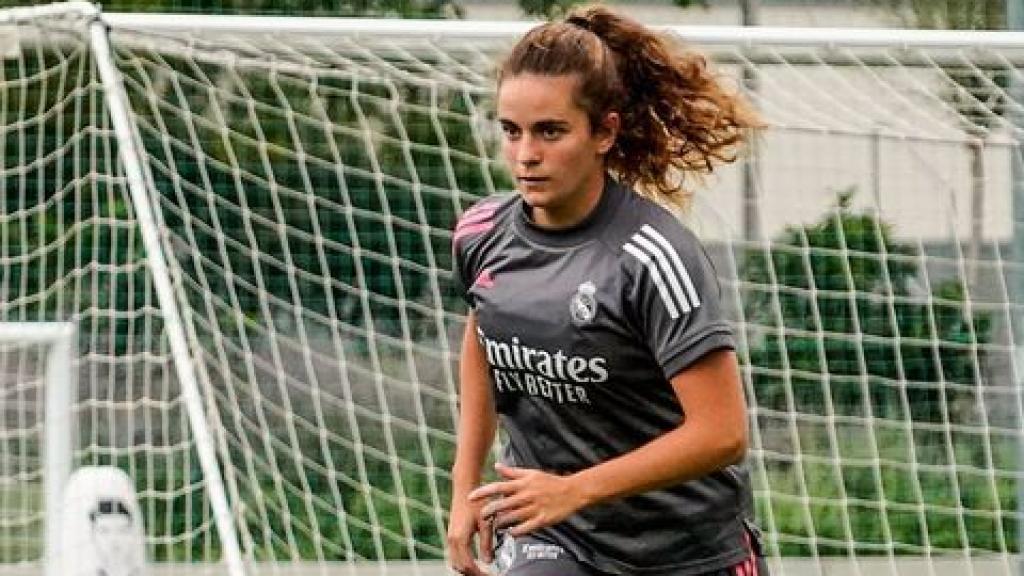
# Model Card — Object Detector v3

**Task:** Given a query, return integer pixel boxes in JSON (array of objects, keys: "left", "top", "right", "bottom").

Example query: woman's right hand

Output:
[
  {"left": 448, "top": 312, "right": 499, "bottom": 575},
  {"left": 447, "top": 496, "right": 494, "bottom": 575}
]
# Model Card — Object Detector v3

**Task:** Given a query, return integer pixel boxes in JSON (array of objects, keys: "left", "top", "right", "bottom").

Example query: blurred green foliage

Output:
[
  {"left": 758, "top": 426, "right": 1017, "bottom": 556},
  {"left": 742, "top": 189, "right": 1009, "bottom": 555},
  {"left": 742, "top": 189, "right": 991, "bottom": 424},
  {"left": 869, "top": 0, "right": 1006, "bottom": 30},
  {"left": 0, "top": 0, "right": 464, "bottom": 17},
  {"left": 0, "top": 12, "right": 484, "bottom": 562}
]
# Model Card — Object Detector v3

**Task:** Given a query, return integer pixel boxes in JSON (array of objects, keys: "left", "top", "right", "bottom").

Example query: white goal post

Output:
[
  {"left": 0, "top": 323, "right": 74, "bottom": 576},
  {"left": 0, "top": 2, "right": 1022, "bottom": 576}
]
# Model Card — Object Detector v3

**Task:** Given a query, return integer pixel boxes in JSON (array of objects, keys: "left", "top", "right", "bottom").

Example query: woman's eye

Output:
[{"left": 541, "top": 128, "right": 562, "bottom": 140}]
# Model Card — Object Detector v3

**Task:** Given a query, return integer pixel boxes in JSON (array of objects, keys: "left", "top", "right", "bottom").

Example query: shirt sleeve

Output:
[
  {"left": 623, "top": 222, "right": 734, "bottom": 380},
  {"left": 452, "top": 198, "right": 501, "bottom": 307},
  {"left": 452, "top": 244, "right": 474, "bottom": 307}
]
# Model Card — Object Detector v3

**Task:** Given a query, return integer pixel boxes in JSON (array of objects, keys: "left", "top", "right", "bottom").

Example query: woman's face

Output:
[{"left": 497, "top": 73, "right": 618, "bottom": 228}]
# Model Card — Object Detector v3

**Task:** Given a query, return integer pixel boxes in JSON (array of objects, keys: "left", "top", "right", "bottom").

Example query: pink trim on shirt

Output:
[
  {"left": 456, "top": 203, "right": 498, "bottom": 230},
  {"left": 453, "top": 221, "right": 495, "bottom": 245},
  {"left": 453, "top": 202, "right": 498, "bottom": 246}
]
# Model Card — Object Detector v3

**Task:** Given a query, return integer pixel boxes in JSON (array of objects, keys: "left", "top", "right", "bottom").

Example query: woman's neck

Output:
[{"left": 530, "top": 172, "right": 606, "bottom": 229}]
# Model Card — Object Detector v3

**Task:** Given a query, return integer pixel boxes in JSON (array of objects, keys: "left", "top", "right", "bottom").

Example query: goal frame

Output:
[
  {"left": 0, "top": 322, "right": 75, "bottom": 576},
  {"left": 0, "top": 3, "right": 247, "bottom": 575}
]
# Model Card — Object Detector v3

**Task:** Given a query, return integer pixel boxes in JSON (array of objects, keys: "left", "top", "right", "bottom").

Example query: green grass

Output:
[{"left": 753, "top": 421, "right": 1017, "bottom": 557}]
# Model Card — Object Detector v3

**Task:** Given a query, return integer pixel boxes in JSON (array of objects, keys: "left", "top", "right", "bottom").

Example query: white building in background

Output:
[{"left": 463, "top": 0, "right": 1015, "bottom": 248}]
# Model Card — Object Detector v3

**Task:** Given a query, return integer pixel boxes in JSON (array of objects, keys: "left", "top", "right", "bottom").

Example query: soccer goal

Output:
[
  {"left": 0, "top": 323, "right": 74, "bottom": 576},
  {"left": 0, "top": 2, "right": 1022, "bottom": 575}
]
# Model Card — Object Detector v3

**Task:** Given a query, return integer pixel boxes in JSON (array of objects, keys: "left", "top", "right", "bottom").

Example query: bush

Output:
[{"left": 741, "top": 189, "right": 990, "bottom": 424}]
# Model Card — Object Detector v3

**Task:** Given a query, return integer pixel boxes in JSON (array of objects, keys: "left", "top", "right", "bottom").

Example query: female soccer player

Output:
[{"left": 447, "top": 5, "right": 765, "bottom": 575}]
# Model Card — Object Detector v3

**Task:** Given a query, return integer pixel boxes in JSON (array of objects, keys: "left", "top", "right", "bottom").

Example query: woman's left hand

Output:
[{"left": 467, "top": 463, "right": 588, "bottom": 536}]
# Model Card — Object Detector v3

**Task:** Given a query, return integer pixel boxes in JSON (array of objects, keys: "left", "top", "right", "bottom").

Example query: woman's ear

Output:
[{"left": 596, "top": 111, "right": 620, "bottom": 154}]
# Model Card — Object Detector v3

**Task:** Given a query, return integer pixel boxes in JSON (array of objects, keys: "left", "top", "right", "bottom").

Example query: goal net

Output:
[{"left": 1, "top": 5, "right": 1021, "bottom": 575}]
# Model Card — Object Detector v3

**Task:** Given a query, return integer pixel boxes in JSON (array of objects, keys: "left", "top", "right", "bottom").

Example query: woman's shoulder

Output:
[
  {"left": 456, "top": 193, "right": 517, "bottom": 225},
  {"left": 453, "top": 193, "right": 517, "bottom": 250},
  {"left": 613, "top": 187, "right": 701, "bottom": 253}
]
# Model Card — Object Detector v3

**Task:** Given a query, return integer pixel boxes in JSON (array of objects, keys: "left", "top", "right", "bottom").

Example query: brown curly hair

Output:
[{"left": 498, "top": 4, "right": 763, "bottom": 208}]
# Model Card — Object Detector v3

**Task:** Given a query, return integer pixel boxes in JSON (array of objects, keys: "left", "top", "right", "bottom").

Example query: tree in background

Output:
[
  {"left": 740, "top": 189, "right": 1002, "bottom": 556},
  {"left": 871, "top": 0, "right": 1005, "bottom": 30},
  {"left": 741, "top": 189, "right": 991, "bottom": 425}
]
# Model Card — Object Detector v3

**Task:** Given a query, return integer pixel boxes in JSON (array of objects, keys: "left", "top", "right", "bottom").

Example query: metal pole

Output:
[
  {"left": 86, "top": 11, "right": 247, "bottom": 576},
  {"left": 740, "top": 0, "right": 760, "bottom": 27},
  {"left": 1009, "top": 0, "right": 1024, "bottom": 573},
  {"left": 969, "top": 137, "right": 984, "bottom": 289},
  {"left": 43, "top": 324, "right": 74, "bottom": 576},
  {"left": 98, "top": 12, "right": 1024, "bottom": 50},
  {"left": 740, "top": 0, "right": 761, "bottom": 242},
  {"left": 872, "top": 126, "right": 882, "bottom": 209}
]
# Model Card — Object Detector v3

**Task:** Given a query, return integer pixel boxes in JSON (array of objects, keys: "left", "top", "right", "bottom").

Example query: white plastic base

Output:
[{"left": 57, "top": 466, "right": 147, "bottom": 576}]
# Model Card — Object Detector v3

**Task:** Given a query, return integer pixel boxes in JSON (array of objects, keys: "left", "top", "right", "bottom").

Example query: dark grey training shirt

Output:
[{"left": 454, "top": 177, "right": 754, "bottom": 575}]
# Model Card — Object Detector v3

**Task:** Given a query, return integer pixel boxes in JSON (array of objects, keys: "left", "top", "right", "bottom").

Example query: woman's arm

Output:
[
  {"left": 470, "top": 348, "right": 747, "bottom": 536},
  {"left": 447, "top": 311, "right": 499, "bottom": 575},
  {"left": 572, "top": 348, "right": 747, "bottom": 501}
]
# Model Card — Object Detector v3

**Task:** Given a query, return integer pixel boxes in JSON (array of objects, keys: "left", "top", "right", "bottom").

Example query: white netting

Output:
[
  {"left": 0, "top": 13, "right": 219, "bottom": 569},
  {"left": 112, "top": 26, "right": 500, "bottom": 565},
  {"left": 0, "top": 8, "right": 1022, "bottom": 575}
]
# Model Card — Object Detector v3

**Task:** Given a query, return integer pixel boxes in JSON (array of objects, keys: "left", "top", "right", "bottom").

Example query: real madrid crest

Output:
[
  {"left": 495, "top": 533, "right": 515, "bottom": 572},
  {"left": 570, "top": 281, "right": 597, "bottom": 325}
]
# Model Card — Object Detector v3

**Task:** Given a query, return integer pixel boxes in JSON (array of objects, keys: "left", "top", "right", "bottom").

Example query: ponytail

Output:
[{"left": 499, "top": 5, "right": 763, "bottom": 208}]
